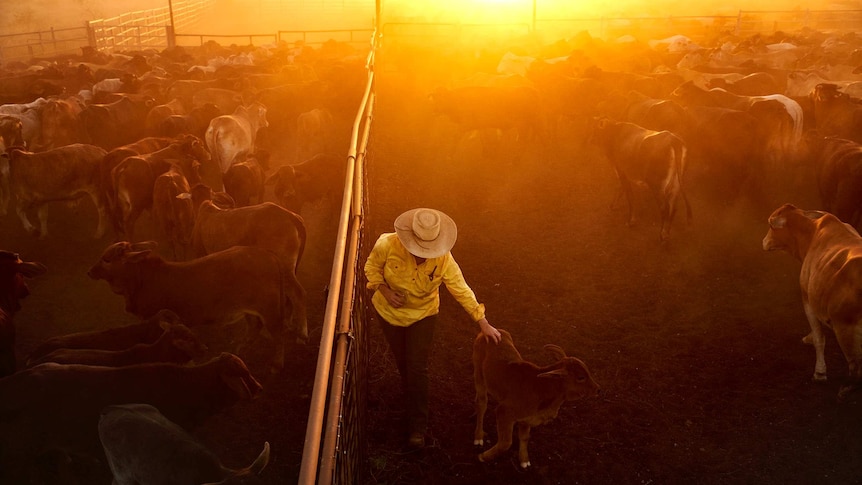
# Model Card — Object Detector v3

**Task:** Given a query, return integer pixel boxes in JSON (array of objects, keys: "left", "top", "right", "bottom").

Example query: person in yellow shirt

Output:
[{"left": 364, "top": 207, "right": 501, "bottom": 449}]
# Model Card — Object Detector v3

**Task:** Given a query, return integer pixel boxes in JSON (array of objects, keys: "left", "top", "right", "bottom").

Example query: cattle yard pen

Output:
[{"left": 4, "top": 2, "right": 862, "bottom": 484}]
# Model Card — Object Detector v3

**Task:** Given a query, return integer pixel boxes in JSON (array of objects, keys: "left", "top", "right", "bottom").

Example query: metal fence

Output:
[
  {"left": 298, "top": 37, "right": 376, "bottom": 485},
  {"left": 0, "top": 0, "right": 214, "bottom": 63}
]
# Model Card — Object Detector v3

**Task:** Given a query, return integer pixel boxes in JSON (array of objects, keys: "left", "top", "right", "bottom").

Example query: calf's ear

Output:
[
  {"left": 768, "top": 216, "right": 786, "bottom": 229},
  {"left": 19, "top": 261, "right": 47, "bottom": 278}
]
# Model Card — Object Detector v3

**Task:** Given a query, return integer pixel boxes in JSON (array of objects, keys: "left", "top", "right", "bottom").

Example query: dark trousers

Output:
[{"left": 377, "top": 313, "right": 437, "bottom": 434}]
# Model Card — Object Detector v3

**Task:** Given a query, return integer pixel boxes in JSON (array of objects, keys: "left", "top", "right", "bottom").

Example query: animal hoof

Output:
[
  {"left": 520, "top": 461, "right": 531, "bottom": 469},
  {"left": 473, "top": 439, "right": 484, "bottom": 446},
  {"left": 477, "top": 453, "right": 486, "bottom": 463},
  {"left": 813, "top": 372, "right": 828, "bottom": 382},
  {"left": 802, "top": 333, "right": 813, "bottom": 345},
  {"left": 838, "top": 385, "right": 857, "bottom": 403}
]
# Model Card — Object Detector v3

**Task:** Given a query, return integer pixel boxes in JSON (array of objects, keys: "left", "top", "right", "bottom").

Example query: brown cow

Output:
[
  {"left": 36, "top": 96, "right": 84, "bottom": 151},
  {"left": 88, "top": 241, "right": 304, "bottom": 372},
  {"left": 812, "top": 83, "right": 862, "bottom": 144},
  {"left": 0, "top": 251, "right": 46, "bottom": 377},
  {"left": 99, "top": 136, "right": 175, "bottom": 233},
  {"left": 79, "top": 94, "right": 155, "bottom": 150},
  {"left": 0, "top": 115, "right": 24, "bottom": 155},
  {"left": 188, "top": 191, "right": 308, "bottom": 344},
  {"left": 152, "top": 165, "right": 197, "bottom": 260},
  {"left": 429, "top": 84, "right": 546, "bottom": 156},
  {"left": 112, "top": 134, "right": 208, "bottom": 241},
  {"left": 588, "top": 117, "right": 691, "bottom": 242},
  {"left": 763, "top": 203, "right": 862, "bottom": 401},
  {"left": 223, "top": 150, "right": 269, "bottom": 207},
  {"left": 2, "top": 143, "right": 108, "bottom": 238},
  {"left": 805, "top": 134, "right": 862, "bottom": 230},
  {"left": 473, "top": 329, "right": 599, "bottom": 468},
  {"left": 265, "top": 153, "right": 344, "bottom": 214},
  {"left": 295, "top": 107, "right": 334, "bottom": 160}
]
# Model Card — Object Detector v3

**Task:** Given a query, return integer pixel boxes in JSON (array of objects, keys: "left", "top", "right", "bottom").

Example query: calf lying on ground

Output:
[
  {"left": 473, "top": 329, "right": 599, "bottom": 468},
  {"left": 99, "top": 403, "right": 270, "bottom": 485},
  {"left": 27, "top": 320, "right": 205, "bottom": 367},
  {"left": 27, "top": 309, "right": 181, "bottom": 364}
]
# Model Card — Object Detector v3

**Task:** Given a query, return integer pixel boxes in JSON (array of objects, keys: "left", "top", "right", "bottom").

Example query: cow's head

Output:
[
  {"left": 212, "top": 352, "right": 263, "bottom": 402},
  {"left": 763, "top": 203, "right": 827, "bottom": 260},
  {"left": 0, "top": 251, "right": 46, "bottom": 314},
  {"left": 265, "top": 165, "right": 301, "bottom": 213},
  {"left": 88, "top": 241, "right": 159, "bottom": 294},
  {"left": 537, "top": 345, "right": 600, "bottom": 401}
]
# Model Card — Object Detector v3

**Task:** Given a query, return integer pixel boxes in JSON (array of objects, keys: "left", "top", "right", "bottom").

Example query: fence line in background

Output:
[{"left": 3, "top": 8, "right": 862, "bottom": 64}]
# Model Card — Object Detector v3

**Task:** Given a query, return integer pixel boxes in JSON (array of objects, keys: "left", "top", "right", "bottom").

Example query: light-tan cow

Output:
[{"left": 763, "top": 203, "right": 862, "bottom": 401}]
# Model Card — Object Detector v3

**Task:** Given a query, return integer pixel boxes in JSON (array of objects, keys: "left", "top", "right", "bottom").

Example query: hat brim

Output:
[{"left": 394, "top": 208, "right": 457, "bottom": 259}]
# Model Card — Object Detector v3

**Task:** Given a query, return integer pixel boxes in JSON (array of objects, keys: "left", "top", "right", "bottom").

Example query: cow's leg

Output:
[
  {"left": 620, "top": 178, "right": 636, "bottom": 227},
  {"left": 36, "top": 205, "right": 49, "bottom": 239},
  {"left": 832, "top": 323, "right": 862, "bottom": 402},
  {"left": 283, "top": 271, "right": 308, "bottom": 344},
  {"left": 803, "top": 302, "right": 828, "bottom": 381},
  {"left": 516, "top": 422, "right": 532, "bottom": 469},
  {"left": 88, "top": 191, "right": 107, "bottom": 239},
  {"left": 15, "top": 199, "right": 39, "bottom": 236},
  {"left": 473, "top": 356, "right": 488, "bottom": 446},
  {"left": 478, "top": 406, "right": 515, "bottom": 463},
  {"left": 122, "top": 206, "right": 144, "bottom": 243}
]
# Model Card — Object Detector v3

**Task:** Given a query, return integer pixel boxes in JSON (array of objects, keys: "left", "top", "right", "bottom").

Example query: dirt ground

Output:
[
  {"left": 3, "top": 40, "right": 862, "bottom": 485},
  {"left": 359, "top": 62, "right": 862, "bottom": 485}
]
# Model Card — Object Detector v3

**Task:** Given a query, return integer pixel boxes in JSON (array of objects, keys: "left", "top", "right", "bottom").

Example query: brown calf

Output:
[{"left": 473, "top": 329, "right": 599, "bottom": 468}]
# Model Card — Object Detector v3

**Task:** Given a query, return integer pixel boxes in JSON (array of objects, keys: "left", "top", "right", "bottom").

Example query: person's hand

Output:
[
  {"left": 379, "top": 285, "right": 406, "bottom": 308},
  {"left": 478, "top": 318, "right": 501, "bottom": 344}
]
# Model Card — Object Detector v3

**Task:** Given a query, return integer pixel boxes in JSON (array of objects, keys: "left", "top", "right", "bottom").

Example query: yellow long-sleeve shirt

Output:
[{"left": 364, "top": 233, "right": 486, "bottom": 327}]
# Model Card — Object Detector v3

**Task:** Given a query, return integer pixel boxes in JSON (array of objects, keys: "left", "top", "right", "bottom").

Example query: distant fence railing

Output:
[
  {"left": 3, "top": 7, "right": 862, "bottom": 65},
  {"left": 0, "top": 0, "right": 213, "bottom": 63}
]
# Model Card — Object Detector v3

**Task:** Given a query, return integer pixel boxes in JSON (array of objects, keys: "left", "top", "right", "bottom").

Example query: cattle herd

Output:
[
  {"left": 1, "top": 19, "right": 862, "bottom": 483},
  {"left": 0, "top": 39, "right": 360, "bottom": 484}
]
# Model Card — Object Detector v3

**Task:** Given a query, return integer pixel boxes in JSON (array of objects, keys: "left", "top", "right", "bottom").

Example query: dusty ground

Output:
[
  {"left": 2, "top": 19, "right": 862, "bottom": 485},
  {"left": 359, "top": 60, "right": 862, "bottom": 485}
]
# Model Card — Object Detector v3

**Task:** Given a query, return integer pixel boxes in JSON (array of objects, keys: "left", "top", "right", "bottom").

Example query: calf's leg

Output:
[
  {"left": 479, "top": 407, "right": 515, "bottom": 463},
  {"left": 803, "top": 302, "right": 828, "bottom": 381},
  {"left": 517, "top": 422, "right": 532, "bottom": 469}
]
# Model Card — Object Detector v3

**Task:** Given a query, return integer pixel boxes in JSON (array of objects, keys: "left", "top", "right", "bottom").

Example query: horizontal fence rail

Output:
[{"left": 3, "top": 8, "right": 862, "bottom": 64}]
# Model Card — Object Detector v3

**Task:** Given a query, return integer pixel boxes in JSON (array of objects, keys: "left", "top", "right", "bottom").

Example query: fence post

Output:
[
  {"left": 166, "top": 25, "right": 176, "bottom": 48},
  {"left": 86, "top": 21, "right": 97, "bottom": 48}
]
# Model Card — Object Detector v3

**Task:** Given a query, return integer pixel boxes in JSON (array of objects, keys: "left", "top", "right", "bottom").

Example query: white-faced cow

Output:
[
  {"left": 205, "top": 101, "right": 269, "bottom": 176},
  {"left": 763, "top": 203, "right": 862, "bottom": 401},
  {"left": 589, "top": 117, "right": 691, "bottom": 242}
]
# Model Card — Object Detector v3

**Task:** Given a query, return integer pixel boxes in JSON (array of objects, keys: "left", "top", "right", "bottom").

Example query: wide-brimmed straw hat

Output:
[{"left": 394, "top": 208, "right": 457, "bottom": 259}]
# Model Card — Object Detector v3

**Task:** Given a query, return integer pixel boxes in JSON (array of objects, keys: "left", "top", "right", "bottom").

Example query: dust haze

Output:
[{"left": 4, "top": 0, "right": 861, "bottom": 37}]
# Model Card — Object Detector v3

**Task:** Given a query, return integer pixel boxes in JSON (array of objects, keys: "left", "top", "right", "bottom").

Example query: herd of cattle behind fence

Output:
[{"left": 1, "top": 2, "right": 862, "bottom": 483}]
